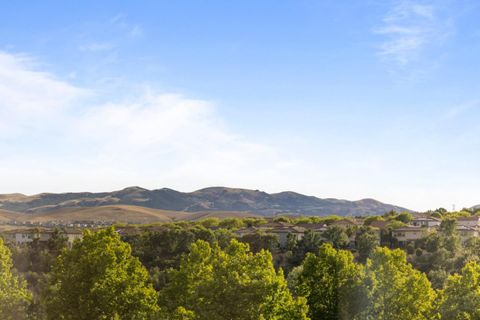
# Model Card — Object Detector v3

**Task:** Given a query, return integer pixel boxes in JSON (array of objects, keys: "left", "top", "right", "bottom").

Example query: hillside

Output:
[
  {"left": 0, "top": 209, "right": 23, "bottom": 222},
  {"left": 0, "top": 186, "right": 410, "bottom": 218}
]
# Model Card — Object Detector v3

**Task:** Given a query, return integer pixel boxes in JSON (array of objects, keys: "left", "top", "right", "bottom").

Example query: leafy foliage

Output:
[
  {"left": 159, "top": 239, "right": 309, "bottom": 320},
  {"left": 294, "top": 243, "right": 366, "bottom": 319},
  {"left": 363, "top": 247, "right": 436, "bottom": 320},
  {"left": 0, "top": 237, "right": 32, "bottom": 320},
  {"left": 45, "top": 228, "right": 159, "bottom": 320}
]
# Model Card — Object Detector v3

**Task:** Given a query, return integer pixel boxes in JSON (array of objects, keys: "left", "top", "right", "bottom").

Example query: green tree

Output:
[
  {"left": 159, "top": 239, "right": 309, "bottom": 320},
  {"left": 363, "top": 247, "right": 435, "bottom": 320},
  {"left": 294, "top": 243, "right": 366, "bottom": 320},
  {"left": 438, "top": 261, "right": 480, "bottom": 319},
  {"left": 0, "top": 237, "right": 32, "bottom": 320},
  {"left": 395, "top": 212, "right": 413, "bottom": 224},
  {"left": 45, "top": 228, "right": 159, "bottom": 320},
  {"left": 363, "top": 216, "right": 384, "bottom": 226},
  {"left": 239, "top": 232, "right": 279, "bottom": 253},
  {"left": 218, "top": 218, "right": 245, "bottom": 229},
  {"left": 323, "top": 226, "right": 349, "bottom": 249},
  {"left": 440, "top": 218, "right": 460, "bottom": 254},
  {"left": 356, "top": 227, "right": 379, "bottom": 263}
]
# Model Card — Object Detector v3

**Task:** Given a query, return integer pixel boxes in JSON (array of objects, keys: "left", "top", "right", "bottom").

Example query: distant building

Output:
[
  {"left": 1, "top": 228, "right": 83, "bottom": 245},
  {"left": 411, "top": 217, "right": 441, "bottom": 228},
  {"left": 332, "top": 219, "right": 358, "bottom": 228},
  {"left": 267, "top": 225, "right": 305, "bottom": 247},
  {"left": 457, "top": 216, "right": 480, "bottom": 228},
  {"left": 457, "top": 226, "right": 479, "bottom": 244},
  {"left": 392, "top": 226, "right": 431, "bottom": 246},
  {"left": 235, "top": 222, "right": 306, "bottom": 248}
]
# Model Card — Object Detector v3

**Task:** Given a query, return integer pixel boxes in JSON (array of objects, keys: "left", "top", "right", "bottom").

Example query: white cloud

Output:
[
  {"left": 374, "top": 0, "right": 451, "bottom": 66},
  {"left": 1, "top": 50, "right": 478, "bottom": 211},
  {"left": 0, "top": 51, "right": 87, "bottom": 137},
  {"left": 0, "top": 50, "right": 291, "bottom": 195}
]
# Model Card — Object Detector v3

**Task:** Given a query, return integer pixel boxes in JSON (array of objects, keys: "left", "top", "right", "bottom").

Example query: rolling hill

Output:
[{"left": 0, "top": 186, "right": 410, "bottom": 222}]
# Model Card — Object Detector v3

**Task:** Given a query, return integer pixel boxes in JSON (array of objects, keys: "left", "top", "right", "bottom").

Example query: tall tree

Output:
[
  {"left": 0, "top": 237, "right": 32, "bottom": 320},
  {"left": 159, "top": 239, "right": 309, "bottom": 320},
  {"left": 323, "top": 226, "right": 350, "bottom": 249},
  {"left": 45, "top": 228, "right": 159, "bottom": 320},
  {"left": 363, "top": 247, "right": 435, "bottom": 320},
  {"left": 356, "top": 227, "right": 379, "bottom": 263},
  {"left": 438, "top": 261, "right": 480, "bottom": 319},
  {"left": 294, "top": 243, "right": 366, "bottom": 320}
]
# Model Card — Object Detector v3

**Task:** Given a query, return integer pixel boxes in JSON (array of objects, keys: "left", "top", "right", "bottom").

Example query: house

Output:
[
  {"left": 257, "top": 222, "right": 294, "bottom": 229},
  {"left": 0, "top": 229, "right": 50, "bottom": 245},
  {"left": 64, "top": 229, "right": 83, "bottom": 243},
  {"left": 411, "top": 217, "right": 441, "bottom": 228},
  {"left": 1, "top": 228, "right": 83, "bottom": 245},
  {"left": 369, "top": 220, "right": 389, "bottom": 230},
  {"left": 267, "top": 225, "right": 305, "bottom": 247},
  {"left": 332, "top": 219, "right": 358, "bottom": 228},
  {"left": 234, "top": 227, "right": 259, "bottom": 237},
  {"left": 457, "top": 216, "right": 480, "bottom": 228},
  {"left": 239, "top": 222, "right": 306, "bottom": 247},
  {"left": 392, "top": 226, "right": 431, "bottom": 246},
  {"left": 456, "top": 226, "right": 479, "bottom": 244},
  {"left": 367, "top": 220, "right": 389, "bottom": 243},
  {"left": 295, "top": 223, "right": 328, "bottom": 233}
]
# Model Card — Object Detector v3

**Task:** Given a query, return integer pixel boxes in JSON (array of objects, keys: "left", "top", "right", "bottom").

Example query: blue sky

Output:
[{"left": 0, "top": 0, "right": 479, "bottom": 211}]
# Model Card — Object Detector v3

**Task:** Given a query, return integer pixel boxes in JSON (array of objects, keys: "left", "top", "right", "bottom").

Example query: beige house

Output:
[
  {"left": 267, "top": 225, "right": 305, "bottom": 247},
  {"left": 457, "top": 216, "right": 480, "bottom": 228},
  {"left": 236, "top": 222, "right": 305, "bottom": 247},
  {"left": 296, "top": 223, "right": 328, "bottom": 233},
  {"left": 456, "top": 226, "right": 479, "bottom": 244},
  {"left": 332, "top": 219, "right": 358, "bottom": 228},
  {"left": 392, "top": 226, "right": 431, "bottom": 246},
  {"left": 1, "top": 228, "right": 83, "bottom": 245},
  {"left": 411, "top": 217, "right": 441, "bottom": 228}
]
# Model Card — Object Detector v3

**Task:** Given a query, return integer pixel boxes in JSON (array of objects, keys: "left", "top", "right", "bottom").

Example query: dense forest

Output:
[{"left": 2, "top": 208, "right": 480, "bottom": 319}]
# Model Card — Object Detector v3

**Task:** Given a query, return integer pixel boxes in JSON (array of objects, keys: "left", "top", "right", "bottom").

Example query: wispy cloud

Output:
[
  {"left": 109, "top": 13, "right": 144, "bottom": 39},
  {"left": 0, "top": 51, "right": 87, "bottom": 137},
  {"left": 128, "top": 25, "right": 144, "bottom": 39},
  {"left": 0, "top": 50, "right": 291, "bottom": 194},
  {"left": 374, "top": 0, "right": 451, "bottom": 66}
]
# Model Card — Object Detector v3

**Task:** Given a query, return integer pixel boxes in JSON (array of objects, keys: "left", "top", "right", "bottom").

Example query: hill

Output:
[
  {"left": 0, "top": 209, "right": 23, "bottom": 222},
  {"left": 0, "top": 186, "right": 410, "bottom": 218}
]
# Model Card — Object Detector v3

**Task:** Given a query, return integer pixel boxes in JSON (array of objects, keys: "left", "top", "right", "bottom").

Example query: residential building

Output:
[
  {"left": 457, "top": 226, "right": 479, "bottom": 244},
  {"left": 457, "top": 216, "right": 480, "bottom": 228},
  {"left": 411, "top": 217, "right": 441, "bottom": 228},
  {"left": 392, "top": 226, "right": 431, "bottom": 246}
]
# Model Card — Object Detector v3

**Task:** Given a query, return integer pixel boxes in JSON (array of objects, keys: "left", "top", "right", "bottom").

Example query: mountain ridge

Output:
[{"left": 0, "top": 186, "right": 411, "bottom": 216}]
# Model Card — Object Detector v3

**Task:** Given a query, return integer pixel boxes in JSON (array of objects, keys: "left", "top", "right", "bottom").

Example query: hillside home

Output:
[
  {"left": 295, "top": 223, "right": 328, "bottom": 233},
  {"left": 457, "top": 216, "right": 480, "bottom": 228},
  {"left": 457, "top": 226, "right": 479, "bottom": 244},
  {"left": 369, "top": 220, "right": 389, "bottom": 229},
  {"left": 234, "top": 227, "right": 259, "bottom": 237},
  {"left": 238, "top": 222, "right": 306, "bottom": 247},
  {"left": 65, "top": 229, "right": 83, "bottom": 243},
  {"left": 267, "top": 225, "right": 305, "bottom": 247},
  {"left": 411, "top": 217, "right": 441, "bottom": 228},
  {"left": 1, "top": 228, "right": 83, "bottom": 245},
  {"left": 392, "top": 226, "right": 431, "bottom": 246},
  {"left": 332, "top": 219, "right": 358, "bottom": 228}
]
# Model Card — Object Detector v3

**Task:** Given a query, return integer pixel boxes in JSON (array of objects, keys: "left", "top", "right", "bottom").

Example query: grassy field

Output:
[{"left": 0, "top": 205, "right": 261, "bottom": 224}]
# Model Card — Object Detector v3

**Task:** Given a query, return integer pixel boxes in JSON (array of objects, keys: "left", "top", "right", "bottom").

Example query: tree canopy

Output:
[
  {"left": 159, "top": 239, "right": 309, "bottom": 320},
  {"left": 363, "top": 247, "right": 436, "bottom": 320},
  {"left": 45, "top": 227, "right": 159, "bottom": 320},
  {"left": 294, "top": 243, "right": 366, "bottom": 320},
  {"left": 0, "top": 237, "right": 31, "bottom": 320}
]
